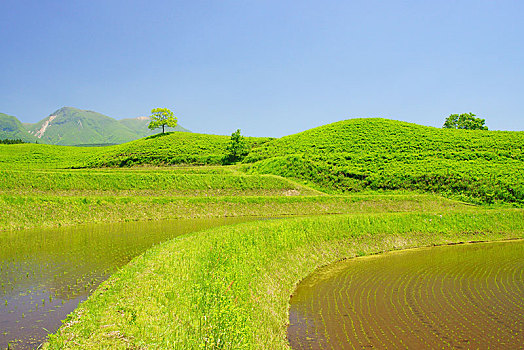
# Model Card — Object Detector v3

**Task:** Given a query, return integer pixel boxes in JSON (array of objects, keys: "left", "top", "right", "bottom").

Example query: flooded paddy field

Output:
[
  {"left": 0, "top": 216, "right": 255, "bottom": 349},
  {"left": 288, "top": 240, "right": 523, "bottom": 349}
]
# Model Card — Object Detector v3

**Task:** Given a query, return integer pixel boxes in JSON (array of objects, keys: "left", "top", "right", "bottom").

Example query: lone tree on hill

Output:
[
  {"left": 148, "top": 107, "right": 177, "bottom": 133},
  {"left": 224, "top": 129, "right": 248, "bottom": 164},
  {"left": 443, "top": 113, "right": 488, "bottom": 130}
]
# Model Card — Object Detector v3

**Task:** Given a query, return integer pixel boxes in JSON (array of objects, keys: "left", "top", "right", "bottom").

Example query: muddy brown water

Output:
[
  {"left": 0, "top": 217, "right": 257, "bottom": 350},
  {"left": 288, "top": 240, "right": 524, "bottom": 349}
]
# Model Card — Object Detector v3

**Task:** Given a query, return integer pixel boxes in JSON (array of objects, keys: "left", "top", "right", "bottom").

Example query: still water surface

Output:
[
  {"left": 0, "top": 217, "right": 256, "bottom": 349},
  {"left": 288, "top": 240, "right": 524, "bottom": 349}
]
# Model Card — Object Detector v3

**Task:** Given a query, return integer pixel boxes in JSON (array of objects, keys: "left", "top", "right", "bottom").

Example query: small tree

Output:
[
  {"left": 224, "top": 129, "right": 248, "bottom": 164},
  {"left": 443, "top": 113, "right": 488, "bottom": 130},
  {"left": 148, "top": 107, "right": 177, "bottom": 133}
]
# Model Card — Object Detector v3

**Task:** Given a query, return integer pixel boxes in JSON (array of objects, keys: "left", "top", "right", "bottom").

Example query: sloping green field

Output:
[
  {"left": 0, "top": 130, "right": 271, "bottom": 169},
  {"left": 0, "top": 169, "right": 316, "bottom": 195},
  {"left": 0, "top": 164, "right": 328, "bottom": 230},
  {"left": 2, "top": 118, "right": 523, "bottom": 232}
]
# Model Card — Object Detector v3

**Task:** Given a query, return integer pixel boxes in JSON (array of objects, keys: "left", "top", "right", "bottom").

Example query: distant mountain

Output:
[
  {"left": 23, "top": 107, "right": 191, "bottom": 146},
  {"left": 0, "top": 113, "right": 37, "bottom": 142}
]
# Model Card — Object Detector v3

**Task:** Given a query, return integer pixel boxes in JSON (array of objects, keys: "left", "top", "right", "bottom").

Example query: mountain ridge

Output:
[{"left": 0, "top": 113, "right": 38, "bottom": 143}]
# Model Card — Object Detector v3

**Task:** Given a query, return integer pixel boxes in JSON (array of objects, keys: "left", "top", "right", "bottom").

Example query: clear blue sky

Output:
[{"left": 1, "top": 0, "right": 523, "bottom": 136}]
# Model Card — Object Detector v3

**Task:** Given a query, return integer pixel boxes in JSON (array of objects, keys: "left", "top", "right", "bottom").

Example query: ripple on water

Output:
[{"left": 288, "top": 240, "right": 524, "bottom": 349}]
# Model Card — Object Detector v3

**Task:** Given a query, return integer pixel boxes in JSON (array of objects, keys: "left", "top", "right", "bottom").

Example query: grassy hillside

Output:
[
  {"left": 0, "top": 139, "right": 473, "bottom": 232},
  {"left": 244, "top": 118, "right": 524, "bottom": 205},
  {"left": 1, "top": 134, "right": 478, "bottom": 232},
  {"left": 0, "top": 112, "right": 37, "bottom": 142},
  {"left": 25, "top": 107, "right": 191, "bottom": 146},
  {"left": 86, "top": 131, "right": 273, "bottom": 167},
  {"left": 5, "top": 117, "right": 522, "bottom": 204},
  {"left": 4, "top": 117, "right": 523, "bottom": 204},
  {"left": 0, "top": 130, "right": 267, "bottom": 170}
]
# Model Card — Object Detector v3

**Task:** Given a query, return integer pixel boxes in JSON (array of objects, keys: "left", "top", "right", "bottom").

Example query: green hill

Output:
[
  {"left": 0, "top": 113, "right": 37, "bottom": 142},
  {"left": 25, "top": 107, "right": 191, "bottom": 146},
  {"left": 87, "top": 131, "right": 272, "bottom": 167},
  {"left": 245, "top": 118, "right": 524, "bottom": 204}
]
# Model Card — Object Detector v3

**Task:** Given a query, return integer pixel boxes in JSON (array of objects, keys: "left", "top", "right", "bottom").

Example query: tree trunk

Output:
[{"left": 162, "top": 124, "right": 165, "bottom": 133}]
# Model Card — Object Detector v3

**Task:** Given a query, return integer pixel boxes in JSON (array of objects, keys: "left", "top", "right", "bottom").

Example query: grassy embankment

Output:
[
  {"left": 44, "top": 211, "right": 524, "bottom": 349},
  {"left": 0, "top": 167, "right": 331, "bottom": 231},
  {"left": 0, "top": 162, "right": 467, "bottom": 231},
  {"left": 84, "top": 131, "right": 272, "bottom": 167}
]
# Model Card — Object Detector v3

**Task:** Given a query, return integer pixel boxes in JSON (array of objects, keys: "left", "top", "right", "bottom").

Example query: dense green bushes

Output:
[{"left": 247, "top": 154, "right": 524, "bottom": 204}]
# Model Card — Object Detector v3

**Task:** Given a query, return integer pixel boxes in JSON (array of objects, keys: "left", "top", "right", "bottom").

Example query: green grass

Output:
[
  {"left": 1, "top": 193, "right": 469, "bottom": 231},
  {"left": 0, "top": 143, "right": 98, "bottom": 170},
  {"left": 243, "top": 118, "right": 524, "bottom": 205},
  {"left": 0, "top": 128, "right": 271, "bottom": 170},
  {"left": 44, "top": 210, "right": 524, "bottom": 349},
  {"left": 0, "top": 163, "right": 332, "bottom": 231},
  {"left": 0, "top": 169, "right": 318, "bottom": 195}
]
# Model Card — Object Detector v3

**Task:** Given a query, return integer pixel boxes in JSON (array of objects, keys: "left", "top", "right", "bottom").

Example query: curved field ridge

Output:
[
  {"left": 44, "top": 211, "right": 524, "bottom": 349},
  {"left": 288, "top": 240, "right": 524, "bottom": 349}
]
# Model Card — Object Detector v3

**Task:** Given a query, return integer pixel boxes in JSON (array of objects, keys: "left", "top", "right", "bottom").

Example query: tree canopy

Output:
[
  {"left": 148, "top": 108, "right": 177, "bottom": 133},
  {"left": 443, "top": 113, "right": 488, "bottom": 130},
  {"left": 224, "top": 129, "right": 248, "bottom": 164}
]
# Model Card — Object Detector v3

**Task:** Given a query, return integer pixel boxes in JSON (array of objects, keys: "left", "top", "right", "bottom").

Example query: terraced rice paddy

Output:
[
  {"left": 0, "top": 216, "right": 255, "bottom": 349},
  {"left": 288, "top": 240, "right": 524, "bottom": 349}
]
